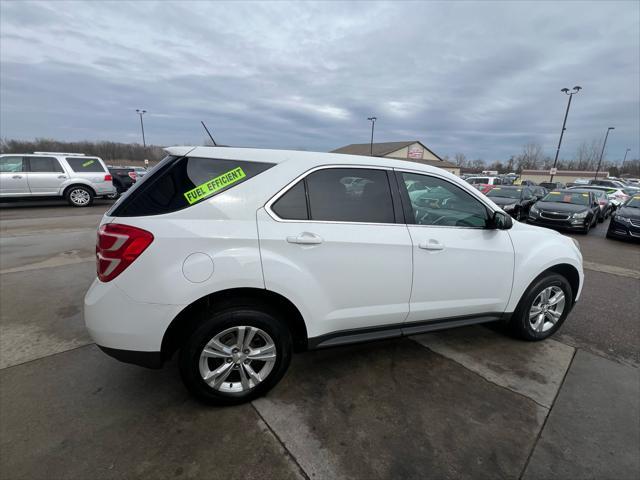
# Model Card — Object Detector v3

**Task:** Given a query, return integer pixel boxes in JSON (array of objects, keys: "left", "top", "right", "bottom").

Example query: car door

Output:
[
  {"left": 26, "top": 156, "right": 67, "bottom": 195},
  {"left": 396, "top": 170, "right": 515, "bottom": 329},
  {"left": 0, "top": 156, "right": 29, "bottom": 196},
  {"left": 521, "top": 187, "right": 536, "bottom": 215},
  {"left": 258, "top": 166, "right": 413, "bottom": 344}
]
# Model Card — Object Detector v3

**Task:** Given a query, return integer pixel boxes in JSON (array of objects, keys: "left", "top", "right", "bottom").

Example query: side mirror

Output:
[{"left": 489, "top": 210, "right": 513, "bottom": 230}]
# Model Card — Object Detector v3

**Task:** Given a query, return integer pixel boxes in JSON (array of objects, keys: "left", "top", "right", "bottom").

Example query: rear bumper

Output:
[{"left": 84, "top": 278, "right": 184, "bottom": 358}]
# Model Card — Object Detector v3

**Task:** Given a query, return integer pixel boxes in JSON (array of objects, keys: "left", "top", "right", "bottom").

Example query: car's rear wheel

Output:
[
  {"left": 509, "top": 273, "right": 573, "bottom": 341},
  {"left": 179, "top": 305, "right": 292, "bottom": 405},
  {"left": 65, "top": 185, "right": 94, "bottom": 207}
]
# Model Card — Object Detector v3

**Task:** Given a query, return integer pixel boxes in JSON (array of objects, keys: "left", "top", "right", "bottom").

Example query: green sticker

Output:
[
  {"left": 183, "top": 167, "right": 246, "bottom": 205},
  {"left": 549, "top": 192, "right": 560, "bottom": 195},
  {"left": 82, "top": 160, "right": 95, "bottom": 167}
]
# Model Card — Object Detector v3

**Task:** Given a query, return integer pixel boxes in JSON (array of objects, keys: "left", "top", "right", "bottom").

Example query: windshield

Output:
[
  {"left": 542, "top": 191, "right": 590, "bottom": 205},
  {"left": 487, "top": 187, "right": 522, "bottom": 199},
  {"left": 626, "top": 196, "right": 640, "bottom": 208}
]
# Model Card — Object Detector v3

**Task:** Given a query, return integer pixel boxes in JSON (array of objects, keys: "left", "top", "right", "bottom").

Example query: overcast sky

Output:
[{"left": 1, "top": 1, "right": 638, "bottom": 161}]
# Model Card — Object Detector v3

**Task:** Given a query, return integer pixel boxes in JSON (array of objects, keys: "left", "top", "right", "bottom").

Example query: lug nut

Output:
[
  {"left": 244, "top": 349, "right": 250, "bottom": 354},
  {"left": 226, "top": 358, "right": 232, "bottom": 363},
  {"left": 232, "top": 348, "right": 239, "bottom": 354}
]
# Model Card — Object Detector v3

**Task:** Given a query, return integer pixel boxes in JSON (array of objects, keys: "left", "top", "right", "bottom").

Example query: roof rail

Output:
[{"left": 33, "top": 151, "right": 86, "bottom": 156}]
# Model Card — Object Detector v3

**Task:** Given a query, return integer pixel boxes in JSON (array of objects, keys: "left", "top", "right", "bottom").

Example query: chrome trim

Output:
[{"left": 264, "top": 164, "right": 498, "bottom": 231}]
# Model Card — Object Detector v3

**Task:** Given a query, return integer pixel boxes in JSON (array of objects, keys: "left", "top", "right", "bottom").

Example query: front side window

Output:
[
  {"left": 400, "top": 172, "right": 488, "bottom": 228},
  {"left": 28, "top": 157, "right": 64, "bottom": 173},
  {"left": 0, "top": 156, "right": 24, "bottom": 173},
  {"left": 305, "top": 168, "right": 395, "bottom": 223},
  {"left": 66, "top": 157, "right": 106, "bottom": 173}
]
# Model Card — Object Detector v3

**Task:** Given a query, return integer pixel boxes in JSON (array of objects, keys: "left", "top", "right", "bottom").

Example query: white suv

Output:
[
  {"left": 85, "top": 147, "right": 583, "bottom": 405},
  {"left": 0, "top": 152, "right": 115, "bottom": 206}
]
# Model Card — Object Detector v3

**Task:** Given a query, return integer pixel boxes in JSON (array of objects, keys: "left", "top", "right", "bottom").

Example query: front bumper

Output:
[
  {"left": 527, "top": 215, "right": 588, "bottom": 231},
  {"left": 84, "top": 278, "right": 184, "bottom": 364},
  {"left": 607, "top": 219, "right": 640, "bottom": 241}
]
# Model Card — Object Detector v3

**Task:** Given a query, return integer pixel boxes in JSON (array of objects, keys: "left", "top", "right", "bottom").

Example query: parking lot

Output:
[{"left": 0, "top": 201, "right": 638, "bottom": 480}]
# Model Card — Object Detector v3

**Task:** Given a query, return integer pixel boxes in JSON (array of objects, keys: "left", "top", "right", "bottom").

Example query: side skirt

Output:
[{"left": 308, "top": 313, "right": 510, "bottom": 350}]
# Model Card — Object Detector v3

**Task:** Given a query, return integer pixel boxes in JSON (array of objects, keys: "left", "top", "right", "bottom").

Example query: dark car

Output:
[
  {"left": 527, "top": 189, "right": 599, "bottom": 233},
  {"left": 108, "top": 166, "right": 137, "bottom": 197},
  {"left": 531, "top": 186, "right": 548, "bottom": 200},
  {"left": 607, "top": 195, "right": 640, "bottom": 241},
  {"left": 538, "top": 181, "right": 566, "bottom": 190},
  {"left": 567, "top": 187, "right": 614, "bottom": 222},
  {"left": 486, "top": 186, "right": 537, "bottom": 221}
]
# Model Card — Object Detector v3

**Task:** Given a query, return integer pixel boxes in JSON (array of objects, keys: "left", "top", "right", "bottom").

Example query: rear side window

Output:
[
  {"left": 110, "top": 156, "right": 275, "bottom": 217},
  {"left": 66, "top": 157, "right": 106, "bottom": 173},
  {"left": 307, "top": 168, "right": 394, "bottom": 223},
  {"left": 0, "top": 156, "right": 24, "bottom": 172},
  {"left": 28, "top": 157, "right": 64, "bottom": 173}
]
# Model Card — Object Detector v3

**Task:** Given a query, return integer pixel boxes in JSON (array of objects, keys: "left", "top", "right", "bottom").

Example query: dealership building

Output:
[{"left": 331, "top": 141, "right": 460, "bottom": 175}]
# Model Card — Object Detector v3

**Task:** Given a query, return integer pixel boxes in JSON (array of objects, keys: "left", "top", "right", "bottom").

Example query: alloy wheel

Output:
[
  {"left": 69, "top": 188, "right": 90, "bottom": 206},
  {"left": 528, "top": 286, "right": 565, "bottom": 333},
  {"left": 198, "top": 326, "right": 277, "bottom": 393}
]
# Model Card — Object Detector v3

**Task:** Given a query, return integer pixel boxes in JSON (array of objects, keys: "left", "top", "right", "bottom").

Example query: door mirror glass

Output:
[{"left": 490, "top": 211, "right": 513, "bottom": 230}]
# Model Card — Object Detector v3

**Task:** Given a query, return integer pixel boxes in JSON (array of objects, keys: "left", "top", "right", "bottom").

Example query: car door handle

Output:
[
  {"left": 57, "top": 175, "right": 67, "bottom": 179},
  {"left": 286, "top": 233, "right": 323, "bottom": 245},
  {"left": 419, "top": 240, "right": 445, "bottom": 251},
  {"left": 12, "top": 175, "right": 22, "bottom": 179}
]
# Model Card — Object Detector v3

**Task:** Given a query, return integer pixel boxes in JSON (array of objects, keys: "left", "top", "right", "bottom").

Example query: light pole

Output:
[
  {"left": 550, "top": 86, "right": 582, "bottom": 182},
  {"left": 136, "top": 109, "right": 147, "bottom": 147},
  {"left": 367, "top": 116, "right": 377, "bottom": 155},
  {"left": 621, "top": 148, "right": 631, "bottom": 170},
  {"left": 594, "top": 127, "right": 615, "bottom": 180}
]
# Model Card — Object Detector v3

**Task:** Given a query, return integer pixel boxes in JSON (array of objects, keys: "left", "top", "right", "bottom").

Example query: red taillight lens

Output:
[
  {"left": 128, "top": 171, "right": 137, "bottom": 181},
  {"left": 96, "top": 224, "right": 154, "bottom": 282},
  {"left": 104, "top": 174, "right": 113, "bottom": 182}
]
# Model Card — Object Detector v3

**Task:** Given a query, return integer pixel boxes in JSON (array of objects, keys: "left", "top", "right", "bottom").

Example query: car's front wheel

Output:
[
  {"left": 509, "top": 273, "right": 573, "bottom": 341},
  {"left": 179, "top": 305, "right": 292, "bottom": 405},
  {"left": 65, "top": 185, "right": 94, "bottom": 207}
]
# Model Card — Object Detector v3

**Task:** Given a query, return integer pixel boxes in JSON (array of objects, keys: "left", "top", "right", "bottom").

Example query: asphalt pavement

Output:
[{"left": 0, "top": 202, "right": 638, "bottom": 480}]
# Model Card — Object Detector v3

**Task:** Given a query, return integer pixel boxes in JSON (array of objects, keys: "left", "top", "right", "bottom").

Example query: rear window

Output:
[
  {"left": 110, "top": 156, "right": 275, "bottom": 217},
  {"left": 66, "top": 157, "right": 106, "bottom": 173}
]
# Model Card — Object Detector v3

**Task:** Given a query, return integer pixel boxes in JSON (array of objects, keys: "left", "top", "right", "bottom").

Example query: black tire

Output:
[
  {"left": 179, "top": 305, "right": 292, "bottom": 406},
  {"left": 65, "top": 185, "right": 94, "bottom": 207},
  {"left": 508, "top": 272, "right": 573, "bottom": 341}
]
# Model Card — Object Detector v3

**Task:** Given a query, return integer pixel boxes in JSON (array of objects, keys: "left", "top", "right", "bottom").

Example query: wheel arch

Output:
[
  {"left": 63, "top": 182, "right": 96, "bottom": 197},
  {"left": 161, "top": 287, "right": 308, "bottom": 360}
]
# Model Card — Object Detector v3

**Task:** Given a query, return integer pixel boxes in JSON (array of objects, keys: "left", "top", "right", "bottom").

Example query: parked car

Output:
[
  {"left": 486, "top": 186, "right": 538, "bottom": 221},
  {"left": 471, "top": 183, "right": 495, "bottom": 194},
  {"left": 0, "top": 152, "right": 115, "bottom": 206},
  {"left": 129, "top": 166, "right": 148, "bottom": 178},
  {"left": 531, "top": 186, "right": 548, "bottom": 200},
  {"left": 567, "top": 187, "right": 614, "bottom": 221},
  {"left": 578, "top": 185, "right": 632, "bottom": 208},
  {"left": 108, "top": 166, "right": 137, "bottom": 197},
  {"left": 538, "top": 181, "right": 566, "bottom": 190},
  {"left": 590, "top": 179, "right": 627, "bottom": 189},
  {"left": 573, "top": 178, "right": 591, "bottom": 185},
  {"left": 527, "top": 189, "right": 599, "bottom": 233},
  {"left": 607, "top": 195, "right": 640, "bottom": 241},
  {"left": 85, "top": 146, "right": 584, "bottom": 405},
  {"left": 465, "top": 176, "right": 504, "bottom": 186}
]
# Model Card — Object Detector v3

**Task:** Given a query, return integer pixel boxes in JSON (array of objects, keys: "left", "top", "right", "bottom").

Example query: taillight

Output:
[
  {"left": 96, "top": 224, "right": 154, "bottom": 282},
  {"left": 128, "top": 171, "right": 137, "bottom": 181},
  {"left": 104, "top": 174, "right": 113, "bottom": 182}
]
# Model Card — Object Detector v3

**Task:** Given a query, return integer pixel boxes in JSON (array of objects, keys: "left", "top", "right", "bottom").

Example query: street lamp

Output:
[
  {"left": 594, "top": 127, "right": 615, "bottom": 180},
  {"left": 550, "top": 86, "right": 582, "bottom": 182},
  {"left": 622, "top": 148, "right": 631, "bottom": 169},
  {"left": 136, "top": 109, "right": 147, "bottom": 147},
  {"left": 367, "top": 116, "right": 377, "bottom": 156}
]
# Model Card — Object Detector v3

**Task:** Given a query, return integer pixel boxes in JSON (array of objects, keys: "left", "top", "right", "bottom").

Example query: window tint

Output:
[
  {"left": 0, "top": 156, "right": 24, "bottom": 173},
  {"left": 28, "top": 157, "right": 64, "bottom": 173},
  {"left": 110, "top": 156, "right": 275, "bottom": 217},
  {"left": 272, "top": 181, "right": 308, "bottom": 220},
  {"left": 305, "top": 168, "right": 395, "bottom": 223},
  {"left": 401, "top": 172, "right": 488, "bottom": 228},
  {"left": 66, "top": 157, "right": 106, "bottom": 173}
]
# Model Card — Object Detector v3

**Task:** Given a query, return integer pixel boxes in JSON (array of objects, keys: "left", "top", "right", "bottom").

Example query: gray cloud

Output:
[{"left": 1, "top": 0, "right": 638, "bottom": 162}]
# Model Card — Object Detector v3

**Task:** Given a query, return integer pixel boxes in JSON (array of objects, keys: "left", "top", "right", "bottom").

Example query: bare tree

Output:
[
  {"left": 574, "top": 139, "right": 601, "bottom": 170},
  {"left": 454, "top": 153, "right": 467, "bottom": 167},
  {"left": 515, "top": 142, "right": 544, "bottom": 171}
]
